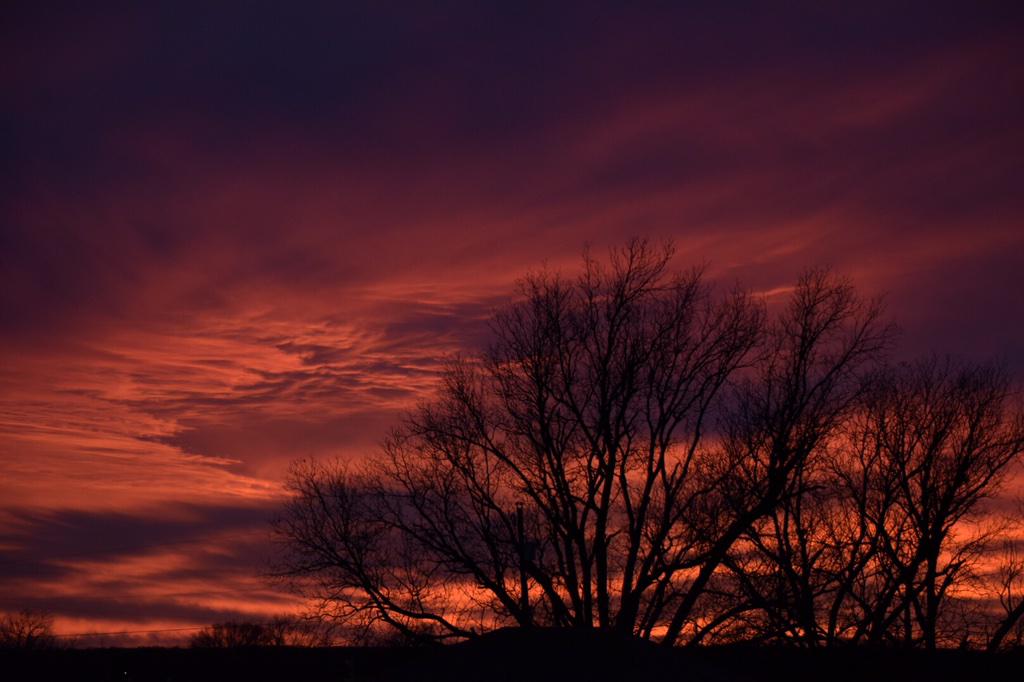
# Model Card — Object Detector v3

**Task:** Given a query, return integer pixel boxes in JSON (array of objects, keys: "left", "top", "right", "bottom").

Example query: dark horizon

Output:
[{"left": 2, "top": 1, "right": 1024, "bottom": 643}]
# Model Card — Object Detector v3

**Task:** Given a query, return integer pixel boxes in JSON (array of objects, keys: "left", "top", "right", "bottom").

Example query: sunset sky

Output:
[{"left": 2, "top": 2, "right": 1023, "bottom": 642}]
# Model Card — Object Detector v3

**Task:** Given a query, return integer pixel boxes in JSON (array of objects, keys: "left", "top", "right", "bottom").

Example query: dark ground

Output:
[{"left": 3, "top": 629, "right": 1021, "bottom": 681}]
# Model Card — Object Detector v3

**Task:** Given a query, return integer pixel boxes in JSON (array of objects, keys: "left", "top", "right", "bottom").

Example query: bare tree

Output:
[
  {"left": 724, "top": 359, "right": 1024, "bottom": 648},
  {"left": 0, "top": 610, "right": 58, "bottom": 650},
  {"left": 275, "top": 240, "right": 766, "bottom": 641},
  {"left": 855, "top": 360, "right": 1024, "bottom": 649},
  {"left": 988, "top": 534, "right": 1024, "bottom": 650}
]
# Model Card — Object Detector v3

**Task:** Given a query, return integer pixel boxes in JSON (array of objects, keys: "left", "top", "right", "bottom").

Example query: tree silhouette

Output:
[
  {"left": 0, "top": 610, "right": 58, "bottom": 650},
  {"left": 859, "top": 359, "right": 1023, "bottom": 648},
  {"left": 273, "top": 240, "right": 1024, "bottom": 647},
  {"left": 989, "top": 537, "right": 1024, "bottom": 650},
  {"left": 721, "top": 359, "right": 1024, "bottom": 647}
]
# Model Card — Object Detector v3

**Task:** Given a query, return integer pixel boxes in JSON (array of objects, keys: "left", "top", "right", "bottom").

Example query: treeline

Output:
[
  {"left": 274, "top": 240, "right": 1024, "bottom": 649},
  {"left": 0, "top": 611, "right": 338, "bottom": 650},
  {"left": 189, "top": 617, "right": 336, "bottom": 648}
]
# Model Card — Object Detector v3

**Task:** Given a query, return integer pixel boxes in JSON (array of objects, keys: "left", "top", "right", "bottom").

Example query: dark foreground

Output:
[{"left": 4, "top": 629, "right": 1021, "bottom": 682}]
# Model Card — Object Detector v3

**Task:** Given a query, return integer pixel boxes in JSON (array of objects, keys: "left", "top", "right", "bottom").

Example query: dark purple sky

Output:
[{"left": 2, "top": 1, "right": 1023, "bottom": 641}]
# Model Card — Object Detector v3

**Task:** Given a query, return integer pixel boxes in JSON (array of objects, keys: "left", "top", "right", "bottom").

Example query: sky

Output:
[{"left": 2, "top": 2, "right": 1023, "bottom": 643}]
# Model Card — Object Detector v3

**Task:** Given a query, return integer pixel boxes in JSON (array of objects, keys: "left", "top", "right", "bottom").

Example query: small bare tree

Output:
[
  {"left": 989, "top": 536, "right": 1024, "bottom": 650},
  {"left": 0, "top": 610, "right": 58, "bottom": 650}
]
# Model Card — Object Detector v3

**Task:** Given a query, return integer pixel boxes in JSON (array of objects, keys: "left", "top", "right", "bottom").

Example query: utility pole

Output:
[{"left": 516, "top": 501, "right": 532, "bottom": 626}]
